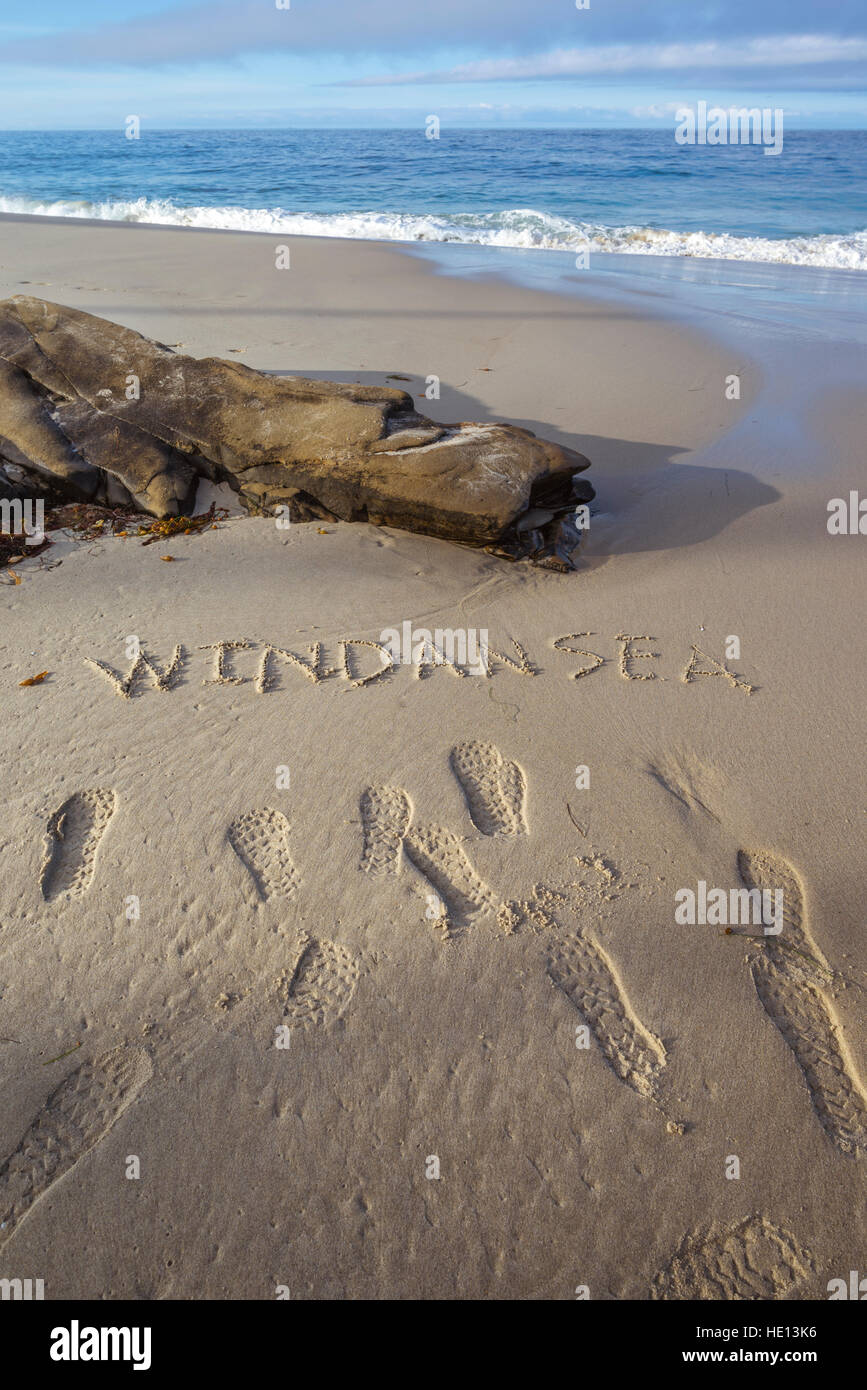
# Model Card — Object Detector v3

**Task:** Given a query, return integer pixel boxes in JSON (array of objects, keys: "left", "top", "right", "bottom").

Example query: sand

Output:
[{"left": 0, "top": 213, "right": 865, "bottom": 1300}]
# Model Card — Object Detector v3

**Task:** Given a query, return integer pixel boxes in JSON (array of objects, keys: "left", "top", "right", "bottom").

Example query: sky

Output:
[{"left": 0, "top": 0, "right": 866, "bottom": 129}]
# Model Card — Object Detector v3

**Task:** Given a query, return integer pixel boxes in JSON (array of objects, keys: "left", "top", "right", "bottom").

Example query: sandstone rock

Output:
[{"left": 0, "top": 297, "right": 594, "bottom": 567}]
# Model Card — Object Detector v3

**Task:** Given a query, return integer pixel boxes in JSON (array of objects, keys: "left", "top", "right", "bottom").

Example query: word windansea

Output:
[{"left": 81, "top": 633, "right": 755, "bottom": 698}]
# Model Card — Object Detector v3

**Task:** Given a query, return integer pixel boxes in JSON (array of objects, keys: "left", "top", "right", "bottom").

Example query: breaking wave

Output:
[{"left": 1, "top": 194, "right": 865, "bottom": 270}]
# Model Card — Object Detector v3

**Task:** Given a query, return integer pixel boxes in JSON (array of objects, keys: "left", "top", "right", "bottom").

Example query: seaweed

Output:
[
  {"left": 137, "top": 501, "right": 228, "bottom": 544},
  {"left": 0, "top": 531, "right": 52, "bottom": 573},
  {"left": 45, "top": 500, "right": 228, "bottom": 544}
]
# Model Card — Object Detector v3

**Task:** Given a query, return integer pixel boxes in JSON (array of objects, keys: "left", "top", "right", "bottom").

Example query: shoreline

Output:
[
  {"left": 3, "top": 208, "right": 866, "bottom": 353},
  {"left": 3, "top": 205, "right": 867, "bottom": 280}
]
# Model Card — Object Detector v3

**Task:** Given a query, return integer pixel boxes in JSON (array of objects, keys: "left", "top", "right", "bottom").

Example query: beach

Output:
[{"left": 0, "top": 212, "right": 865, "bottom": 1300}]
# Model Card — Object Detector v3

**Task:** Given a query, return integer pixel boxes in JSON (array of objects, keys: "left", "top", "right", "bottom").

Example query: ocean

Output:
[{"left": 0, "top": 127, "right": 865, "bottom": 270}]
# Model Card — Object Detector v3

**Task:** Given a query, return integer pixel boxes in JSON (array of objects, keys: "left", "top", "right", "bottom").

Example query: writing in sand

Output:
[{"left": 84, "top": 632, "right": 756, "bottom": 698}]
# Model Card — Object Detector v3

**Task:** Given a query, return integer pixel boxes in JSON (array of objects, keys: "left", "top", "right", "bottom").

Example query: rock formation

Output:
[{"left": 0, "top": 296, "right": 593, "bottom": 568}]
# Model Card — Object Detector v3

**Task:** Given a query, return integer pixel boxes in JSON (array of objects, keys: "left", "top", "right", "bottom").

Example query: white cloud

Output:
[
  {"left": 337, "top": 35, "right": 867, "bottom": 86},
  {"left": 628, "top": 102, "right": 684, "bottom": 120}
]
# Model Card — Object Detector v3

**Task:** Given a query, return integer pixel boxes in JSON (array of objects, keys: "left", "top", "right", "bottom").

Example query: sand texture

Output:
[{"left": 0, "top": 215, "right": 864, "bottom": 1300}]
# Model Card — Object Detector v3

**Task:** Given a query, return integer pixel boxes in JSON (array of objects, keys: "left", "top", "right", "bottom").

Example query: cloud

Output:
[
  {"left": 2, "top": 0, "right": 867, "bottom": 69},
  {"left": 628, "top": 103, "right": 684, "bottom": 121},
  {"left": 335, "top": 36, "right": 867, "bottom": 86},
  {"left": 0, "top": 0, "right": 577, "bottom": 66}
]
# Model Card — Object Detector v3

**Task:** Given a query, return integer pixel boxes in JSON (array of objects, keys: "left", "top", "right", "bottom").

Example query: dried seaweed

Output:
[
  {"left": 137, "top": 502, "right": 228, "bottom": 544},
  {"left": 0, "top": 531, "right": 51, "bottom": 567},
  {"left": 45, "top": 500, "right": 228, "bottom": 545},
  {"left": 45, "top": 503, "right": 148, "bottom": 539}
]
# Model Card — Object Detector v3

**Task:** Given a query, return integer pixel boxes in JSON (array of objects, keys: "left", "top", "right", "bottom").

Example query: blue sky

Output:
[{"left": 1, "top": 0, "right": 866, "bottom": 128}]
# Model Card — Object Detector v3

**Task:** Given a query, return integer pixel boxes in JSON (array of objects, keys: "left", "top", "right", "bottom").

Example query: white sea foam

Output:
[{"left": 1, "top": 194, "right": 865, "bottom": 271}]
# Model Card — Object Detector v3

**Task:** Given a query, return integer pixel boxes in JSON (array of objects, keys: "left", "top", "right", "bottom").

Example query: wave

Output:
[{"left": 1, "top": 194, "right": 865, "bottom": 270}]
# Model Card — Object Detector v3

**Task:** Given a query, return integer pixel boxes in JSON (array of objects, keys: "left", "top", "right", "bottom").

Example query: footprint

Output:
[
  {"left": 228, "top": 808, "right": 298, "bottom": 902},
  {"left": 739, "top": 848, "right": 867, "bottom": 1156},
  {"left": 280, "top": 932, "right": 359, "bottom": 1028},
  {"left": 651, "top": 1214, "right": 811, "bottom": 1300},
  {"left": 737, "top": 848, "right": 829, "bottom": 979},
  {"left": 357, "top": 780, "right": 497, "bottom": 929},
  {"left": 750, "top": 958, "right": 867, "bottom": 1156},
  {"left": 450, "top": 741, "right": 527, "bottom": 836},
  {"left": 359, "top": 785, "right": 411, "bottom": 877},
  {"left": 500, "top": 873, "right": 660, "bottom": 1107},
  {"left": 0, "top": 1047, "right": 152, "bottom": 1249},
  {"left": 403, "top": 823, "right": 498, "bottom": 927},
  {"left": 41, "top": 788, "right": 117, "bottom": 902},
  {"left": 547, "top": 930, "right": 665, "bottom": 1104}
]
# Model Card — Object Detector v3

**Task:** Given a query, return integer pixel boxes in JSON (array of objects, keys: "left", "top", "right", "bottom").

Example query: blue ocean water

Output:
[{"left": 0, "top": 128, "right": 865, "bottom": 269}]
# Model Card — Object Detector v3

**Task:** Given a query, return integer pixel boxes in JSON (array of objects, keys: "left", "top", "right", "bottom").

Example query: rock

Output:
[{"left": 0, "top": 296, "right": 594, "bottom": 567}]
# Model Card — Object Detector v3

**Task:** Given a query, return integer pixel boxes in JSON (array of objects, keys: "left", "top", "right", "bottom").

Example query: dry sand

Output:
[{"left": 0, "top": 214, "right": 864, "bottom": 1299}]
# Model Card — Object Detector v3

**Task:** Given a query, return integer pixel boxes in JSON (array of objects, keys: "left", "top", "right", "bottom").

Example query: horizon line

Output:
[{"left": 1, "top": 123, "right": 866, "bottom": 133}]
